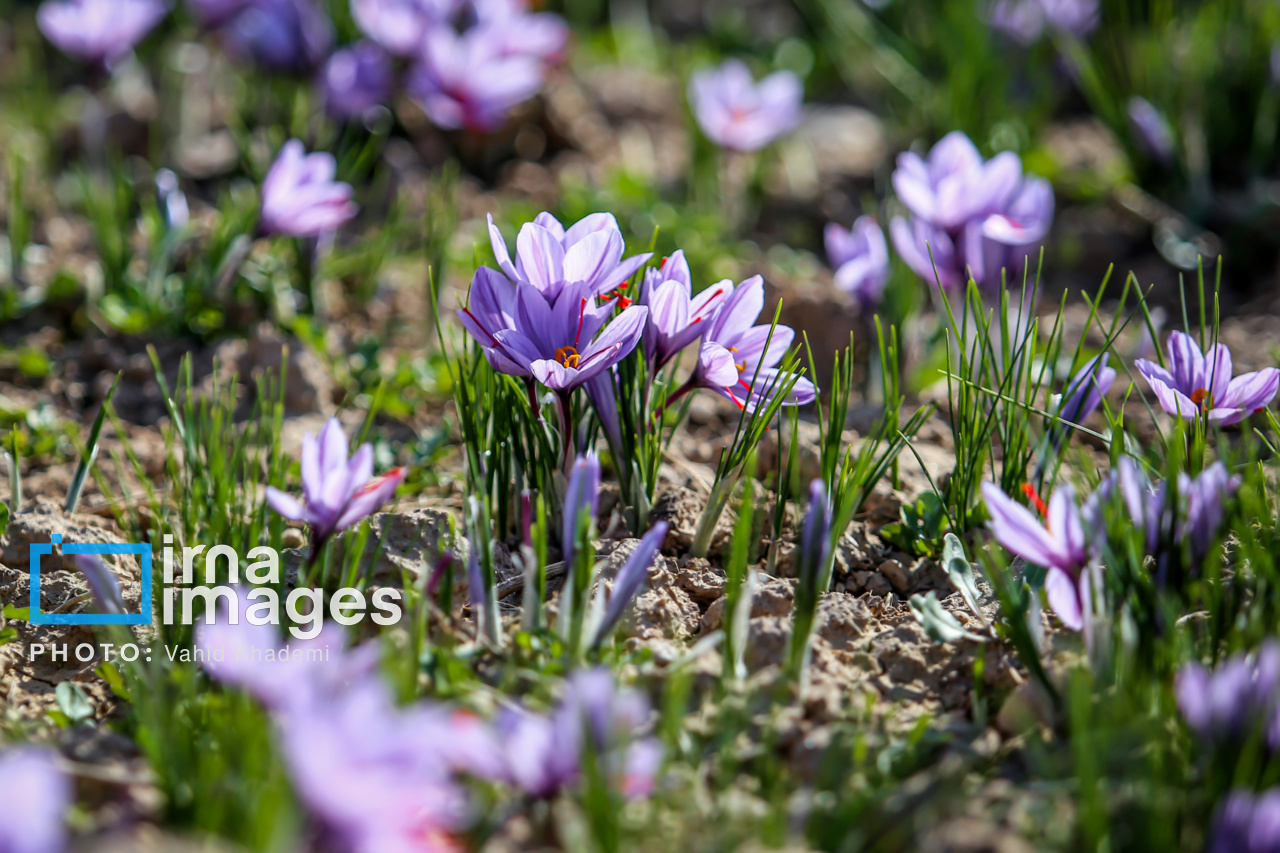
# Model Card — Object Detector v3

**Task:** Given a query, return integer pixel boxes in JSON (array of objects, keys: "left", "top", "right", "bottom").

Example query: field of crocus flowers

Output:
[{"left": 4, "top": 0, "right": 1280, "bottom": 851}]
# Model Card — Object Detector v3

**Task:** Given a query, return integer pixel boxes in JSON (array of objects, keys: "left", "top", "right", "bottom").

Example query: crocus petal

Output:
[
  {"left": 334, "top": 466, "right": 406, "bottom": 533},
  {"left": 1222, "top": 368, "right": 1280, "bottom": 415},
  {"left": 1147, "top": 376, "right": 1200, "bottom": 420},
  {"left": 1166, "top": 330, "right": 1206, "bottom": 395},
  {"left": 698, "top": 342, "right": 740, "bottom": 387},
  {"left": 591, "top": 522, "right": 668, "bottom": 648},
  {"left": 487, "top": 213, "right": 519, "bottom": 281},
  {"left": 981, "top": 481, "right": 1061, "bottom": 570},
  {"left": 1044, "top": 567, "right": 1085, "bottom": 631},
  {"left": 563, "top": 454, "right": 602, "bottom": 566}
]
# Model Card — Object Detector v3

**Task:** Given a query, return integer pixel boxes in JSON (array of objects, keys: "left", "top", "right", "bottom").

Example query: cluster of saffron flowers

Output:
[
  {"left": 458, "top": 210, "right": 816, "bottom": 455},
  {"left": 196, "top": 606, "right": 663, "bottom": 852}
]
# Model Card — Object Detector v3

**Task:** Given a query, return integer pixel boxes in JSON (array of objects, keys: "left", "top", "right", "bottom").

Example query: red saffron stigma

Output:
[
  {"left": 574, "top": 297, "right": 588, "bottom": 349},
  {"left": 1021, "top": 483, "right": 1049, "bottom": 518}
]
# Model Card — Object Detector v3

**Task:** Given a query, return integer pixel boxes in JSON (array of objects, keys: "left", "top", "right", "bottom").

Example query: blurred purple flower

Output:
[
  {"left": 1118, "top": 458, "right": 1241, "bottom": 568},
  {"left": 689, "top": 275, "right": 817, "bottom": 411},
  {"left": 487, "top": 211, "right": 652, "bottom": 301},
  {"left": 484, "top": 280, "right": 649, "bottom": 393},
  {"left": 469, "top": 0, "right": 568, "bottom": 62},
  {"left": 1127, "top": 97, "right": 1176, "bottom": 165},
  {"left": 590, "top": 521, "right": 668, "bottom": 648},
  {"left": 500, "top": 669, "right": 661, "bottom": 799},
  {"left": 322, "top": 41, "right": 394, "bottom": 121},
  {"left": 0, "top": 748, "right": 69, "bottom": 853},
  {"left": 155, "top": 168, "right": 189, "bottom": 232},
  {"left": 352, "top": 0, "right": 454, "bottom": 57},
  {"left": 990, "top": 0, "right": 1099, "bottom": 45},
  {"left": 407, "top": 25, "right": 545, "bottom": 132},
  {"left": 74, "top": 554, "right": 125, "bottom": 615},
  {"left": 1176, "top": 641, "right": 1280, "bottom": 748},
  {"left": 1209, "top": 789, "right": 1280, "bottom": 853},
  {"left": 688, "top": 59, "right": 803, "bottom": 152},
  {"left": 1183, "top": 462, "right": 1241, "bottom": 558},
  {"left": 259, "top": 140, "right": 357, "bottom": 237},
  {"left": 890, "top": 131, "right": 1053, "bottom": 291},
  {"left": 638, "top": 250, "right": 729, "bottom": 370},
  {"left": 265, "top": 417, "right": 407, "bottom": 545},
  {"left": 185, "top": 0, "right": 248, "bottom": 27},
  {"left": 824, "top": 217, "right": 890, "bottom": 309},
  {"left": 37, "top": 0, "right": 168, "bottom": 66},
  {"left": 797, "top": 479, "right": 832, "bottom": 596},
  {"left": 221, "top": 0, "right": 333, "bottom": 75},
  {"left": 981, "top": 480, "right": 1093, "bottom": 630},
  {"left": 1135, "top": 331, "right": 1280, "bottom": 425}
]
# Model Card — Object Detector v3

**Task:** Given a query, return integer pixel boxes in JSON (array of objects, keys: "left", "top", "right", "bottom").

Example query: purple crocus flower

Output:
[
  {"left": 457, "top": 266, "right": 523, "bottom": 376},
  {"left": 824, "top": 217, "right": 890, "bottom": 310},
  {"left": 469, "top": 0, "right": 568, "bottom": 62},
  {"left": 486, "top": 280, "right": 649, "bottom": 394},
  {"left": 1176, "top": 641, "right": 1280, "bottom": 748},
  {"left": 407, "top": 25, "right": 545, "bottom": 132},
  {"left": 221, "top": 0, "right": 333, "bottom": 75},
  {"left": 798, "top": 479, "right": 833, "bottom": 595},
  {"left": 259, "top": 140, "right": 357, "bottom": 237},
  {"left": 321, "top": 41, "right": 394, "bottom": 121},
  {"left": 1118, "top": 458, "right": 1241, "bottom": 568},
  {"left": 487, "top": 211, "right": 653, "bottom": 301},
  {"left": 688, "top": 59, "right": 803, "bottom": 152},
  {"left": 1056, "top": 353, "right": 1116, "bottom": 426},
  {"left": 981, "top": 480, "right": 1093, "bottom": 630},
  {"left": 590, "top": 521, "right": 668, "bottom": 648},
  {"left": 1135, "top": 330, "right": 1280, "bottom": 425},
  {"left": 1208, "top": 789, "right": 1280, "bottom": 853},
  {"left": 352, "top": 0, "right": 453, "bottom": 58},
  {"left": 37, "top": 0, "right": 168, "bottom": 66},
  {"left": 889, "top": 131, "right": 1054, "bottom": 291},
  {"left": 0, "top": 748, "right": 69, "bottom": 853},
  {"left": 562, "top": 452, "right": 601, "bottom": 570},
  {"left": 1127, "top": 97, "right": 1176, "bottom": 165},
  {"left": 1183, "top": 462, "right": 1241, "bottom": 558},
  {"left": 185, "top": 0, "right": 248, "bottom": 27},
  {"left": 74, "top": 554, "right": 125, "bottom": 615},
  {"left": 638, "top": 250, "right": 729, "bottom": 370},
  {"left": 687, "top": 275, "right": 817, "bottom": 411},
  {"left": 990, "top": 0, "right": 1099, "bottom": 44},
  {"left": 265, "top": 417, "right": 407, "bottom": 546}
]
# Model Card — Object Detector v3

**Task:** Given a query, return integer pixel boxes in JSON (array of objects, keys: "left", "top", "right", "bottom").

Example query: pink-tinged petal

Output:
[
  {"left": 1134, "top": 357, "right": 1176, "bottom": 390},
  {"left": 927, "top": 131, "right": 983, "bottom": 184},
  {"left": 334, "top": 465, "right": 407, "bottom": 532},
  {"left": 515, "top": 223, "right": 566, "bottom": 295},
  {"left": 1147, "top": 376, "right": 1200, "bottom": 420},
  {"left": 1048, "top": 484, "right": 1083, "bottom": 567},
  {"left": 1166, "top": 330, "right": 1206, "bottom": 394},
  {"left": 561, "top": 212, "right": 615, "bottom": 247},
  {"left": 563, "top": 230, "right": 623, "bottom": 291},
  {"left": 487, "top": 213, "right": 519, "bottom": 281},
  {"left": 980, "top": 481, "right": 1059, "bottom": 569},
  {"left": 1204, "top": 343, "right": 1233, "bottom": 403},
  {"left": 698, "top": 342, "right": 740, "bottom": 387},
  {"left": 1044, "top": 568, "right": 1084, "bottom": 631},
  {"left": 530, "top": 359, "right": 570, "bottom": 390},
  {"left": 266, "top": 486, "right": 308, "bottom": 522},
  {"left": 346, "top": 443, "right": 375, "bottom": 494},
  {"left": 1222, "top": 368, "right": 1280, "bottom": 414}
]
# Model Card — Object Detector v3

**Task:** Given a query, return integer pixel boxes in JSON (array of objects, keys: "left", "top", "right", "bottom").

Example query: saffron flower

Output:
[
  {"left": 824, "top": 217, "right": 890, "bottom": 310},
  {"left": 1176, "top": 641, "right": 1280, "bottom": 748},
  {"left": 37, "top": 0, "right": 168, "bottom": 66},
  {"left": 990, "top": 0, "right": 1099, "bottom": 45},
  {"left": 1117, "top": 458, "right": 1241, "bottom": 576},
  {"left": 470, "top": 0, "right": 569, "bottom": 62},
  {"left": 74, "top": 554, "right": 126, "bottom": 615},
  {"left": 221, "top": 0, "right": 333, "bottom": 75},
  {"left": 1127, "top": 97, "right": 1176, "bottom": 165},
  {"left": 981, "top": 480, "right": 1093, "bottom": 630},
  {"left": 259, "top": 140, "right": 358, "bottom": 237},
  {"left": 889, "top": 131, "right": 1053, "bottom": 291},
  {"left": 638, "top": 250, "right": 729, "bottom": 370},
  {"left": 486, "top": 280, "right": 648, "bottom": 394},
  {"left": 500, "top": 669, "right": 662, "bottom": 800},
  {"left": 0, "top": 748, "right": 69, "bottom": 853},
  {"left": 562, "top": 452, "right": 601, "bottom": 571},
  {"left": 688, "top": 59, "right": 803, "bottom": 152},
  {"left": 321, "top": 41, "right": 394, "bottom": 121},
  {"left": 1208, "top": 789, "right": 1280, "bottom": 853},
  {"left": 1055, "top": 353, "right": 1116, "bottom": 427},
  {"left": 407, "top": 25, "right": 546, "bottom": 132},
  {"left": 487, "top": 211, "right": 652, "bottom": 301},
  {"left": 1135, "top": 331, "right": 1280, "bottom": 425},
  {"left": 265, "top": 417, "right": 407, "bottom": 546},
  {"left": 687, "top": 275, "right": 817, "bottom": 411},
  {"left": 351, "top": 0, "right": 453, "bottom": 58}
]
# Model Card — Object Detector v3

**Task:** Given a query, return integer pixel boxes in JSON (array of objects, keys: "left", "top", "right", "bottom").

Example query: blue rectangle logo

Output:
[{"left": 30, "top": 535, "right": 153, "bottom": 626}]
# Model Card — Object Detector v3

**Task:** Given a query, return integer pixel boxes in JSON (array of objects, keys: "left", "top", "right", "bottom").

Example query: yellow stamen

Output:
[
  {"left": 1191, "top": 388, "right": 1212, "bottom": 408},
  {"left": 554, "top": 346, "right": 580, "bottom": 369}
]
